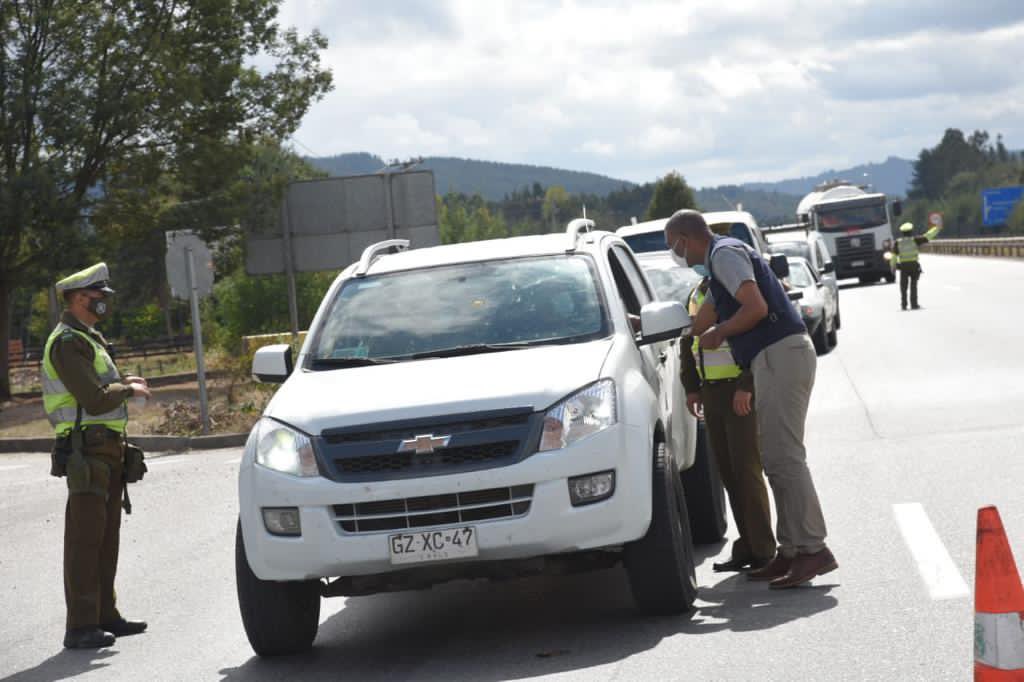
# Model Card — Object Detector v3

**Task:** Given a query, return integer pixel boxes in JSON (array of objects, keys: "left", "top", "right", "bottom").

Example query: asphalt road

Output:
[{"left": 3, "top": 253, "right": 1023, "bottom": 681}]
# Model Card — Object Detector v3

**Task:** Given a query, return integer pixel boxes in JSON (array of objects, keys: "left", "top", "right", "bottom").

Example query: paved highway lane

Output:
[{"left": 3, "top": 253, "right": 1023, "bottom": 681}]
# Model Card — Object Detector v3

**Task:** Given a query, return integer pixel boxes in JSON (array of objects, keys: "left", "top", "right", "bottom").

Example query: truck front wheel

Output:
[
  {"left": 624, "top": 440, "right": 698, "bottom": 615},
  {"left": 236, "top": 521, "right": 321, "bottom": 656}
]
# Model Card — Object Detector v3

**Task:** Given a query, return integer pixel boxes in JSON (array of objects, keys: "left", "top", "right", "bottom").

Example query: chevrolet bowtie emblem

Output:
[{"left": 398, "top": 434, "right": 452, "bottom": 455}]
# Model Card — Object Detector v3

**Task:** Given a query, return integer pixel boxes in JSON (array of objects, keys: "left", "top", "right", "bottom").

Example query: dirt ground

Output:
[{"left": 0, "top": 376, "right": 274, "bottom": 437}]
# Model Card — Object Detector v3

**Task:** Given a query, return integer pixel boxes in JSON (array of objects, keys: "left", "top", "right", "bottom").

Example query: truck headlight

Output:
[
  {"left": 254, "top": 419, "right": 319, "bottom": 477},
  {"left": 539, "top": 379, "right": 617, "bottom": 452}
]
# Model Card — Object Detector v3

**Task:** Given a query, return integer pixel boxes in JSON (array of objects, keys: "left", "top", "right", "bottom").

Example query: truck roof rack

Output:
[
  {"left": 355, "top": 239, "right": 410, "bottom": 277},
  {"left": 565, "top": 218, "right": 595, "bottom": 252}
]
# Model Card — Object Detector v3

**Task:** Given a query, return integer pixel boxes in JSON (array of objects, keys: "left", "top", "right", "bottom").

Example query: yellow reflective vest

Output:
[
  {"left": 42, "top": 323, "right": 128, "bottom": 436},
  {"left": 688, "top": 287, "right": 742, "bottom": 381}
]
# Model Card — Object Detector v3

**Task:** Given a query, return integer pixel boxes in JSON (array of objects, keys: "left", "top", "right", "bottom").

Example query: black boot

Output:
[
  {"left": 63, "top": 626, "right": 116, "bottom": 649},
  {"left": 101, "top": 618, "right": 148, "bottom": 637}
]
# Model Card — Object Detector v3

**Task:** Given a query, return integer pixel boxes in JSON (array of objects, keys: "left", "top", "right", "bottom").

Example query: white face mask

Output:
[{"left": 669, "top": 237, "right": 689, "bottom": 269}]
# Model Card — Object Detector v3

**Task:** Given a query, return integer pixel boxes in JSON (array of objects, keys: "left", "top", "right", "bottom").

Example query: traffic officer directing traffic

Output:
[
  {"left": 666, "top": 210, "right": 836, "bottom": 589},
  {"left": 890, "top": 221, "right": 942, "bottom": 310},
  {"left": 43, "top": 263, "right": 151, "bottom": 649},
  {"left": 680, "top": 278, "right": 776, "bottom": 572}
]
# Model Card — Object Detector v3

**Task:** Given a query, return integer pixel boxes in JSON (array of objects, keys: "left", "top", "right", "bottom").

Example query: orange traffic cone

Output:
[{"left": 975, "top": 506, "right": 1024, "bottom": 680}]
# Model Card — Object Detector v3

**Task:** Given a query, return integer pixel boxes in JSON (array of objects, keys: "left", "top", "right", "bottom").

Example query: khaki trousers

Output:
[
  {"left": 64, "top": 432, "right": 124, "bottom": 630},
  {"left": 751, "top": 333, "right": 828, "bottom": 557},
  {"left": 700, "top": 380, "right": 776, "bottom": 562}
]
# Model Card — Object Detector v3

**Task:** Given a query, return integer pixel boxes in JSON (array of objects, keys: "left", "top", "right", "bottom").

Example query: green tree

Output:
[
  {"left": 0, "top": 1, "right": 332, "bottom": 398},
  {"left": 542, "top": 185, "right": 571, "bottom": 230},
  {"left": 909, "top": 129, "right": 991, "bottom": 200},
  {"left": 644, "top": 171, "right": 697, "bottom": 220}
]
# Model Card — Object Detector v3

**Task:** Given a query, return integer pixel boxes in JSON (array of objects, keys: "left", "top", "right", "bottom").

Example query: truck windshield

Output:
[
  {"left": 311, "top": 255, "right": 608, "bottom": 363},
  {"left": 816, "top": 202, "right": 887, "bottom": 232}
]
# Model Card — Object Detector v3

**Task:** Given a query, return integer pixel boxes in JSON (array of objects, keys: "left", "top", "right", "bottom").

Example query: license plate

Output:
[
  {"left": 389, "top": 527, "right": 478, "bottom": 565},
  {"left": 851, "top": 260, "right": 865, "bottom": 268}
]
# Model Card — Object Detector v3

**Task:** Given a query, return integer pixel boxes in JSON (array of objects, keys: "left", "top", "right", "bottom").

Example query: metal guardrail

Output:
[{"left": 923, "top": 237, "right": 1024, "bottom": 258}]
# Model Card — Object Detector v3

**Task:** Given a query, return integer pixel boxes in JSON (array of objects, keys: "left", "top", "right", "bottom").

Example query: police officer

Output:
[
  {"left": 680, "top": 277, "right": 776, "bottom": 572},
  {"left": 43, "top": 263, "right": 150, "bottom": 649},
  {"left": 891, "top": 221, "right": 942, "bottom": 310},
  {"left": 666, "top": 210, "right": 836, "bottom": 589}
]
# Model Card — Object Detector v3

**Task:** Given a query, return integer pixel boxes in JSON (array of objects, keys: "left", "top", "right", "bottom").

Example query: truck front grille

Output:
[
  {"left": 835, "top": 234, "right": 877, "bottom": 268},
  {"left": 332, "top": 484, "right": 534, "bottom": 534}
]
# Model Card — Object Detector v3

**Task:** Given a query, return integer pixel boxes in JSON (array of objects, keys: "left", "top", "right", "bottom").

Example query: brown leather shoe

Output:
[
  {"left": 747, "top": 552, "right": 792, "bottom": 581},
  {"left": 769, "top": 548, "right": 838, "bottom": 589}
]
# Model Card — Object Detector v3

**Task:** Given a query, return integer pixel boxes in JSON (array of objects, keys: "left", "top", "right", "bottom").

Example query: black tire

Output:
[
  {"left": 812, "top": 319, "right": 831, "bottom": 355},
  {"left": 827, "top": 315, "right": 839, "bottom": 348},
  {"left": 834, "top": 306, "right": 842, "bottom": 330},
  {"left": 624, "top": 439, "right": 698, "bottom": 616},
  {"left": 236, "top": 521, "right": 321, "bottom": 656},
  {"left": 884, "top": 271, "right": 896, "bottom": 284},
  {"left": 681, "top": 420, "right": 727, "bottom": 544}
]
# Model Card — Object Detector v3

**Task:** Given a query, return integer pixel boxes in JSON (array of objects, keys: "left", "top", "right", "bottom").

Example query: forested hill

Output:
[
  {"left": 744, "top": 156, "right": 914, "bottom": 198},
  {"left": 306, "top": 153, "right": 635, "bottom": 200}
]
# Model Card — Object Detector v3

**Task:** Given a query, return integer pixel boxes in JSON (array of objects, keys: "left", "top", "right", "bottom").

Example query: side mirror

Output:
[
  {"left": 252, "top": 344, "right": 294, "bottom": 383},
  {"left": 638, "top": 301, "right": 690, "bottom": 346},
  {"left": 769, "top": 254, "right": 790, "bottom": 279},
  {"left": 892, "top": 200, "right": 903, "bottom": 217},
  {"left": 821, "top": 261, "right": 835, "bottom": 274}
]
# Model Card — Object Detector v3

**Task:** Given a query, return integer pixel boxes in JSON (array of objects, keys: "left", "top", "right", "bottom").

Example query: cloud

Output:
[
  {"left": 579, "top": 140, "right": 616, "bottom": 156},
  {"left": 278, "top": 0, "right": 1024, "bottom": 186}
]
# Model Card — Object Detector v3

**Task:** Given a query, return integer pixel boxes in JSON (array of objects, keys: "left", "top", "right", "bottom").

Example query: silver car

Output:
[{"left": 786, "top": 256, "right": 838, "bottom": 355}]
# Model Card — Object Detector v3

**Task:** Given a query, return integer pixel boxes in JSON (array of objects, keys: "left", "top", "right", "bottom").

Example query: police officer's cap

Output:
[
  {"left": 55, "top": 262, "right": 116, "bottom": 295},
  {"left": 899, "top": 222, "right": 914, "bottom": 234}
]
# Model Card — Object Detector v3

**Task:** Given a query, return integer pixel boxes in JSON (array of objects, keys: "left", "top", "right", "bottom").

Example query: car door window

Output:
[
  {"left": 612, "top": 245, "right": 653, "bottom": 306},
  {"left": 607, "top": 248, "right": 643, "bottom": 317}
]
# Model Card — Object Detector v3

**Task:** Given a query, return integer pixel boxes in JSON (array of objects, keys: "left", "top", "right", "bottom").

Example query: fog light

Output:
[
  {"left": 262, "top": 507, "right": 301, "bottom": 536},
  {"left": 568, "top": 471, "right": 615, "bottom": 506}
]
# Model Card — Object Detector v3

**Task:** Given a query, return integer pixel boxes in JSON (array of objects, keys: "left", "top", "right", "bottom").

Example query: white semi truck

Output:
[{"left": 796, "top": 182, "right": 902, "bottom": 284}]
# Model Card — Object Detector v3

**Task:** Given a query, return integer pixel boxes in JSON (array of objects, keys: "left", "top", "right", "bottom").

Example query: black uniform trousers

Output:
[
  {"left": 700, "top": 380, "right": 777, "bottom": 562},
  {"left": 64, "top": 429, "right": 125, "bottom": 630},
  {"left": 899, "top": 261, "right": 922, "bottom": 309}
]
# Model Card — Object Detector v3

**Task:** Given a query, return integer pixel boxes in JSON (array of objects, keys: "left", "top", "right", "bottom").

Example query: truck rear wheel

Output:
[
  {"left": 682, "top": 421, "right": 727, "bottom": 544},
  {"left": 236, "top": 521, "right": 321, "bottom": 656},
  {"left": 624, "top": 440, "right": 698, "bottom": 616}
]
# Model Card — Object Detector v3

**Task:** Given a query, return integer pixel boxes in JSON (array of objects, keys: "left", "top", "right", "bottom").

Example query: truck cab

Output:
[{"left": 797, "top": 183, "right": 901, "bottom": 284}]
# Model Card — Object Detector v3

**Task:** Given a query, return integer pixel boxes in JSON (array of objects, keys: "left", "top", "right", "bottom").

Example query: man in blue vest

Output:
[{"left": 665, "top": 210, "right": 836, "bottom": 589}]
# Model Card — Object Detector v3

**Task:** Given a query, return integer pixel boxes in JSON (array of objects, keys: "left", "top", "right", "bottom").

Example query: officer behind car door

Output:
[
  {"left": 680, "top": 277, "right": 776, "bottom": 572},
  {"left": 890, "top": 221, "right": 941, "bottom": 310},
  {"left": 43, "top": 263, "right": 151, "bottom": 649}
]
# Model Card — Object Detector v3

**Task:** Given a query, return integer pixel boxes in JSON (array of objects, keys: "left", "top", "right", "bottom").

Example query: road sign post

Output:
[
  {"left": 185, "top": 248, "right": 210, "bottom": 435},
  {"left": 166, "top": 230, "right": 214, "bottom": 435}
]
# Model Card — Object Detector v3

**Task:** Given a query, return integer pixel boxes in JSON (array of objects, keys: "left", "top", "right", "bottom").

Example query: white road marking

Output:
[
  {"left": 943, "top": 285, "right": 963, "bottom": 292},
  {"left": 893, "top": 503, "right": 970, "bottom": 600},
  {"left": 0, "top": 464, "right": 30, "bottom": 472}
]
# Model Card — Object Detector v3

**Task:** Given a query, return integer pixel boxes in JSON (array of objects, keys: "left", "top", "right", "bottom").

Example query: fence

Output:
[
  {"left": 923, "top": 237, "right": 1024, "bottom": 258},
  {"left": 9, "top": 335, "right": 194, "bottom": 370}
]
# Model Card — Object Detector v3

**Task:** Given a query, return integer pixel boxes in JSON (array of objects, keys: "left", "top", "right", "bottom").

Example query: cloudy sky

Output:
[{"left": 277, "top": 0, "right": 1024, "bottom": 187}]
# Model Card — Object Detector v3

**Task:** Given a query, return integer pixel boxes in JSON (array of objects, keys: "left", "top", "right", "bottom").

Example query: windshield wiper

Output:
[
  {"left": 405, "top": 342, "right": 537, "bottom": 360},
  {"left": 311, "top": 356, "right": 399, "bottom": 369}
]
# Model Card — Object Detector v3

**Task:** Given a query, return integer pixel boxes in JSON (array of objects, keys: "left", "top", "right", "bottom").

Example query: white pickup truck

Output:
[{"left": 236, "top": 220, "right": 724, "bottom": 656}]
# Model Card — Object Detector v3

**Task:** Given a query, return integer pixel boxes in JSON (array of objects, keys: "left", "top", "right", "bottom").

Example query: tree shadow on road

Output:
[{"left": 3, "top": 648, "right": 118, "bottom": 681}]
